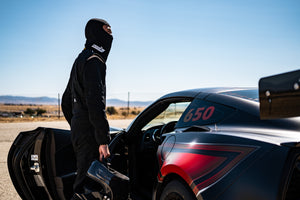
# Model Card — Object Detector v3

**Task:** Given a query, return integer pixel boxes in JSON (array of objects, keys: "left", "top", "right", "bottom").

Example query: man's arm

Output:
[{"left": 83, "top": 58, "right": 111, "bottom": 146}]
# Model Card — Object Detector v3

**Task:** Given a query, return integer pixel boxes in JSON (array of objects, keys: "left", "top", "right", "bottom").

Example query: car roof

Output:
[{"left": 159, "top": 87, "right": 256, "bottom": 99}]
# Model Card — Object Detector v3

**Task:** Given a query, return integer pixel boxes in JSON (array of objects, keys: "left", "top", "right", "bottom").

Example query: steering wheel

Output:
[
  {"left": 152, "top": 121, "right": 177, "bottom": 144},
  {"left": 160, "top": 121, "right": 177, "bottom": 135}
]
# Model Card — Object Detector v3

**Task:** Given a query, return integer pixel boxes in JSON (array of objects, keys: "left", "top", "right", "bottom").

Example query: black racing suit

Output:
[{"left": 62, "top": 48, "right": 110, "bottom": 194}]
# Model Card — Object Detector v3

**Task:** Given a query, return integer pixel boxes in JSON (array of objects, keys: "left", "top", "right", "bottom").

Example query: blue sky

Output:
[{"left": 0, "top": 0, "right": 299, "bottom": 101}]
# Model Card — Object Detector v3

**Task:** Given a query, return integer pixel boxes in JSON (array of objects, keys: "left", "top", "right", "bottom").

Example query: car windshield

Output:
[{"left": 220, "top": 89, "right": 259, "bottom": 102}]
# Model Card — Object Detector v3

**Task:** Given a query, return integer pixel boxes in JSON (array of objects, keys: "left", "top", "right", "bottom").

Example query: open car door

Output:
[
  {"left": 8, "top": 127, "right": 129, "bottom": 200},
  {"left": 8, "top": 127, "right": 77, "bottom": 199}
]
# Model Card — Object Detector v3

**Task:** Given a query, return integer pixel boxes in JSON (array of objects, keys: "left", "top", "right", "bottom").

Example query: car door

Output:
[
  {"left": 8, "top": 126, "right": 127, "bottom": 200},
  {"left": 8, "top": 127, "right": 76, "bottom": 200}
]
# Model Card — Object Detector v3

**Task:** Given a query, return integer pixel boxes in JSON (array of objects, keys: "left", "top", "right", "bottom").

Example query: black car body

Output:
[{"left": 8, "top": 74, "right": 300, "bottom": 200}]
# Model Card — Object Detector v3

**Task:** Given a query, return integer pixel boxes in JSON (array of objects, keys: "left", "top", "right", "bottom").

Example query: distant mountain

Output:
[
  {"left": 0, "top": 95, "right": 58, "bottom": 105},
  {"left": 0, "top": 95, "right": 152, "bottom": 107}
]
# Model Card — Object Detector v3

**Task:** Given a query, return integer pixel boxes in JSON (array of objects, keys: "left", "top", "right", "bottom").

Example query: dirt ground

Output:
[{"left": 0, "top": 120, "right": 132, "bottom": 200}]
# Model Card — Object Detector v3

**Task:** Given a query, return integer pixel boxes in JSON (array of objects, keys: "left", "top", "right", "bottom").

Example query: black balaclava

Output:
[{"left": 85, "top": 18, "right": 113, "bottom": 62}]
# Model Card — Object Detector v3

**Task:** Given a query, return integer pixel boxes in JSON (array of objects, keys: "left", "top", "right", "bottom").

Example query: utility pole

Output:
[
  {"left": 127, "top": 92, "right": 130, "bottom": 116},
  {"left": 58, "top": 93, "right": 60, "bottom": 119}
]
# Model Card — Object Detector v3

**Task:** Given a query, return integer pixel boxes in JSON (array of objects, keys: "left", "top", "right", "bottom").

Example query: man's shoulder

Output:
[
  {"left": 84, "top": 52, "right": 106, "bottom": 73},
  {"left": 87, "top": 53, "right": 105, "bottom": 63},
  {"left": 76, "top": 49, "right": 106, "bottom": 73},
  {"left": 77, "top": 49, "right": 105, "bottom": 65}
]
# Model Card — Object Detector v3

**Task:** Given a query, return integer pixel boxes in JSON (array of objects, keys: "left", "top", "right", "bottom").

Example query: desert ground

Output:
[{"left": 0, "top": 119, "right": 132, "bottom": 200}]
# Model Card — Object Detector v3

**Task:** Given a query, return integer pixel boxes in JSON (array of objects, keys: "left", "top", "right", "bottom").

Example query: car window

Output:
[
  {"left": 176, "top": 99, "right": 235, "bottom": 128},
  {"left": 142, "top": 102, "right": 191, "bottom": 131}
]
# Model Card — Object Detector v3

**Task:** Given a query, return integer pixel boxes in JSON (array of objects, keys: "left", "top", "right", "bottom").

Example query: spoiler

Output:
[{"left": 259, "top": 69, "right": 300, "bottom": 119}]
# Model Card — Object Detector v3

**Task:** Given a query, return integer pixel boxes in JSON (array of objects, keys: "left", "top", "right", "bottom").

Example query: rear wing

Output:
[{"left": 259, "top": 69, "right": 300, "bottom": 119}]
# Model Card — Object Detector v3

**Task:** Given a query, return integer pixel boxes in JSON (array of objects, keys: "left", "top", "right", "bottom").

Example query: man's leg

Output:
[{"left": 71, "top": 122, "right": 99, "bottom": 194}]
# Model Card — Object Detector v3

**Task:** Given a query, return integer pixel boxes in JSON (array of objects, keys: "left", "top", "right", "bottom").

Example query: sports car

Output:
[{"left": 7, "top": 71, "right": 300, "bottom": 200}]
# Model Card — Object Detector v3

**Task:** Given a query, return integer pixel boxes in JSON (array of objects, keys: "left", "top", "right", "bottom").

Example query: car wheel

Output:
[{"left": 160, "top": 180, "right": 196, "bottom": 200}]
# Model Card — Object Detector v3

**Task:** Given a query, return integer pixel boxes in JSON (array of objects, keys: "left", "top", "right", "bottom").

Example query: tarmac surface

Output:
[{"left": 0, "top": 120, "right": 132, "bottom": 200}]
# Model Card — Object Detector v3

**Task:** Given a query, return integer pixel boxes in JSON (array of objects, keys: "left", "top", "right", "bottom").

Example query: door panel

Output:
[
  {"left": 8, "top": 128, "right": 52, "bottom": 199},
  {"left": 8, "top": 127, "right": 76, "bottom": 200}
]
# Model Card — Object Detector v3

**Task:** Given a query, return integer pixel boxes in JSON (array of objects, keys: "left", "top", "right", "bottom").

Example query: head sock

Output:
[{"left": 85, "top": 18, "right": 113, "bottom": 62}]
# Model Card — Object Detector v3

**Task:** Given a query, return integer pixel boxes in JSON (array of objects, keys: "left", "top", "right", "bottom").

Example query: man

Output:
[{"left": 62, "top": 18, "right": 113, "bottom": 199}]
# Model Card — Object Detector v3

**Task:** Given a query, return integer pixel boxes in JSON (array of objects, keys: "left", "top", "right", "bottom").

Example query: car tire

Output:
[{"left": 160, "top": 180, "right": 196, "bottom": 200}]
